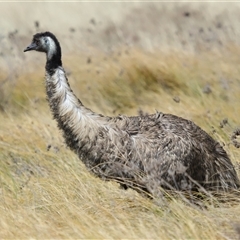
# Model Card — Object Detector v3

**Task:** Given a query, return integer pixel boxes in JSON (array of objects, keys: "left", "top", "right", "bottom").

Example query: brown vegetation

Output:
[{"left": 0, "top": 2, "right": 240, "bottom": 239}]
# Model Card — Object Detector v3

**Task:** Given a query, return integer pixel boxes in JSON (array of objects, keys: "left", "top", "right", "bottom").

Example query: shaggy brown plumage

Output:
[{"left": 24, "top": 32, "right": 240, "bottom": 197}]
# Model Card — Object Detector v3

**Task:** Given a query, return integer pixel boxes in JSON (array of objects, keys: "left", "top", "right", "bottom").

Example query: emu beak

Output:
[{"left": 24, "top": 42, "right": 37, "bottom": 52}]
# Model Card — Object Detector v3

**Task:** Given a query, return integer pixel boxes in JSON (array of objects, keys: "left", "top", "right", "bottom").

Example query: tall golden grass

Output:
[
  {"left": 0, "top": 2, "right": 240, "bottom": 239},
  {"left": 1, "top": 47, "right": 240, "bottom": 239}
]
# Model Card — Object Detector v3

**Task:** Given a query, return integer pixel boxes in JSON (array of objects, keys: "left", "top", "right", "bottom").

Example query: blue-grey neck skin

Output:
[{"left": 42, "top": 33, "right": 62, "bottom": 75}]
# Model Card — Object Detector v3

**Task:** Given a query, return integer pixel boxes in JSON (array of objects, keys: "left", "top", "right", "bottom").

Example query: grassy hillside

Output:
[{"left": 0, "top": 2, "right": 240, "bottom": 239}]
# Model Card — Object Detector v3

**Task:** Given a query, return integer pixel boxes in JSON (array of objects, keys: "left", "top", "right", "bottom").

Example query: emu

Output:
[{"left": 24, "top": 32, "right": 240, "bottom": 198}]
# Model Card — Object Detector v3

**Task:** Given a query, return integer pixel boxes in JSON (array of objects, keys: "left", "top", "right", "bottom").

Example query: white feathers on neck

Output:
[{"left": 46, "top": 67, "right": 111, "bottom": 141}]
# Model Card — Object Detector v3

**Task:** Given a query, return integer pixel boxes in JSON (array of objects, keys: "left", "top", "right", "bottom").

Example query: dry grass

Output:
[
  {"left": 0, "top": 111, "right": 240, "bottom": 239},
  {"left": 1, "top": 48, "right": 240, "bottom": 239},
  {"left": 1, "top": 2, "right": 240, "bottom": 239}
]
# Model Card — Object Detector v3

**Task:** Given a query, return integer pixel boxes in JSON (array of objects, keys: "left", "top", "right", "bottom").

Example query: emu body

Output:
[{"left": 24, "top": 32, "right": 240, "bottom": 197}]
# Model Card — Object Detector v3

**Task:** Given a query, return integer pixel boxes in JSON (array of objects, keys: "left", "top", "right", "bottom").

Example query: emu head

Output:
[{"left": 24, "top": 32, "right": 61, "bottom": 61}]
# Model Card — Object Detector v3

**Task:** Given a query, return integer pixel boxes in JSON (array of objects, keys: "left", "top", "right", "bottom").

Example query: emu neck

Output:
[
  {"left": 45, "top": 67, "right": 108, "bottom": 156},
  {"left": 45, "top": 46, "right": 62, "bottom": 76}
]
